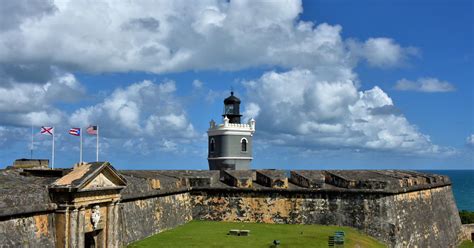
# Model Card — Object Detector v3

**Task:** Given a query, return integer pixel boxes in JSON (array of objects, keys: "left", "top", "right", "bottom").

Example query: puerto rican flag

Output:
[
  {"left": 41, "top": 126, "right": 54, "bottom": 135},
  {"left": 69, "top": 128, "right": 81, "bottom": 136}
]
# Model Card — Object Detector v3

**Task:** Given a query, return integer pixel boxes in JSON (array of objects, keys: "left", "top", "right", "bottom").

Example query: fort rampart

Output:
[
  {"left": 191, "top": 186, "right": 461, "bottom": 247},
  {"left": 0, "top": 163, "right": 466, "bottom": 247}
]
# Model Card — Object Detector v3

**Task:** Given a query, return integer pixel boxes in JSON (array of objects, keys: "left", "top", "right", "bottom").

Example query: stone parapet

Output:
[
  {"left": 289, "top": 170, "right": 325, "bottom": 188},
  {"left": 12, "top": 159, "right": 49, "bottom": 169},
  {"left": 0, "top": 164, "right": 463, "bottom": 248},
  {"left": 191, "top": 185, "right": 463, "bottom": 248},
  {"left": 256, "top": 170, "right": 288, "bottom": 189},
  {"left": 222, "top": 170, "right": 254, "bottom": 188}
]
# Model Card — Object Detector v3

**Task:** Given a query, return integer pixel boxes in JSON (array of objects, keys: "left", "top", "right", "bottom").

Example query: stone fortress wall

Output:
[
  {"left": 119, "top": 193, "right": 193, "bottom": 244},
  {"left": 0, "top": 212, "right": 56, "bottom": 247},
  {"left": 191, "top": 186, "right": 461, "bottom": 247},
  {"left": 0, "top": 167, "right": 58, "bottom": 247},
  {"left": 0, "top": 163, "right": 466, "bottom": 248}
]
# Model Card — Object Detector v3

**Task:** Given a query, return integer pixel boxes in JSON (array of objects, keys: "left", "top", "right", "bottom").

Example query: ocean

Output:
[{"left": 420, "top": 170, "right": 474, "bottom": 211}]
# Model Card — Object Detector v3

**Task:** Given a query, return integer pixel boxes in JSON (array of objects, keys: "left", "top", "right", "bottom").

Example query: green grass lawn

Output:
[
  {"left": 459, "top": 240, "right": 474, "bottom": 248},
  {"left": 128, "top": 220, "right": 386, "bottom": 248}
]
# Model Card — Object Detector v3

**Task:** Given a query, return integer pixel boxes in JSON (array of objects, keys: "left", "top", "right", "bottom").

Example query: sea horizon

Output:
[{"left": 419, "top": 169, "right": 474, "bottom": 212}]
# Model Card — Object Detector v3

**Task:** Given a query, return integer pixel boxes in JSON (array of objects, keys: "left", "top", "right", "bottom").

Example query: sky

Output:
[{"left": 0, "top": 0, "right": 472, "bottom": 170}]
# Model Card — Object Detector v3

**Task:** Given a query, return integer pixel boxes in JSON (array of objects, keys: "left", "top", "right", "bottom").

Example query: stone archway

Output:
[
  {"left": 85, "top": 230, "right": 103, "bottom": 248},
  {"left": 85, "top": 231, "right": 96, "bottom": 248}
]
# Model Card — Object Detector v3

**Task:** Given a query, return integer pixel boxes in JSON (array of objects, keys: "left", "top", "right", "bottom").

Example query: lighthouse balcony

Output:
[
  {"left": 211, "top": 123, "right": 252, "bottom": 129},
  {"left": 208, "top": 117, "right": 256, "bottom": 131}
]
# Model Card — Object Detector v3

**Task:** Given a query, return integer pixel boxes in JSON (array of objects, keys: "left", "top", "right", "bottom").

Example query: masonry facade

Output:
[{"left": 0, "top": 162, "right": 468, "bottom": 248}]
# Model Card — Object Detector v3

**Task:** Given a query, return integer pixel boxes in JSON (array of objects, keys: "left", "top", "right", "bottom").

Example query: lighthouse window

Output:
[
  {"left": 225, "top": 104, "right": 234, "bottom": 114},
  {"left": 241, "top": 138, "right": 247, "bottom": 152},
  {"left": 210, "top": 138, "right": 215, "bottom": 153}
]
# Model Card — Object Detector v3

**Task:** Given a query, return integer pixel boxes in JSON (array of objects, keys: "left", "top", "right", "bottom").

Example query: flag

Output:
[
  {"left": 69, "top": 128, "right": 81, "bottom": 136},
  {"left": 41, "top": 126, "right": 54, "bottom": 135},
  {"left": 87, "top": 125, "right": 98, "bottom": 135}
]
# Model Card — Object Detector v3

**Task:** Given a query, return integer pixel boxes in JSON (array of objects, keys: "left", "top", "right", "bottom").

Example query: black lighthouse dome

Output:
[
  {"left": 223, "top": 91, "right": 242, "bottom": 123},
  {"left": 224, "top": 91, "right": 241, "bottom": 104}
]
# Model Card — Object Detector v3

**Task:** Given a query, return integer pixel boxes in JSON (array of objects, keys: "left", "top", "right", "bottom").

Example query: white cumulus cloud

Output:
[
  {"left": 192, "top": 79, "right": 204, "bottom": 89},
  {"left": 242, "top": 102, "right": 260, "bottom": 123},
  {"left": 0, "top": 72, "right": 84, "bottom": 126},
  {"left": 0, "top": 0, "right": 416, "bottom": 74},
  {"left": 394, "top": 78, "right": 456, "bottom": 92},
  {"left": 0, "top": 0, "right": 451, "bottom": 159},
  {"left": 244, "top": 69, "right": 452, "bottom": 155},
  {"left": 0, "top": 0, "right": 56, "bottom": 31},
  {"left": 348, "top": 38, "right": 418, "bottom": 68},
  {"left": 69, "top": 80, "right": 197, "bottom": 154},
  {"left": 466, "top": 134, "right": 474, "bottom": 147}
]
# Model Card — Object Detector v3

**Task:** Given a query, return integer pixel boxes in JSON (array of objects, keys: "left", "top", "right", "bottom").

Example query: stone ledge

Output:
[
  {"left": 256, "top": 170, "right": 288, "bottom": 189},
  {"left": 191, "top": 182, "right": 451, "bottom": 195},
  {"left": 186, "top": 177, "right": 213, "bottom": 188},
  {"left": 0, "top": 203, "right": 57, "bottom": 218},
  {"left": 222, "top": 170, "right": 254, "bottom": 188},
  {"left": 120, "top": 188, "right": 191, "bottom": 201},
  {"left": 289, "top": 170, "right": 325, "bottom": 188}
]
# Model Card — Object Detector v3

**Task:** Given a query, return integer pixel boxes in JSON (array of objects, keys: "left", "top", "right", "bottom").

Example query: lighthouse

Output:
[{"left": 208, "top": 92, "right": 255, "bottom": 171}]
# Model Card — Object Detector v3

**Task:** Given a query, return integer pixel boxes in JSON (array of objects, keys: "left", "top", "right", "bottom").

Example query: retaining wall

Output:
[
  {"left": 119, "top": 192, "right": 193, "bottom": 245},
  {"left": 0, "top": 212, "right": 56, "bottom": 247},
  {"left": 191, "top": 186, "right": 463, "bottom": 248}
]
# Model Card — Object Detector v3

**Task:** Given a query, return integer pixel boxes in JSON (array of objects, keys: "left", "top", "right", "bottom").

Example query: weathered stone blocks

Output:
[
  {"left": 0, "top": 165, "right": 464, "bottom": 248},
  {"left": 289, "top": 170, "right": 325, "bottom": 188},
  {"left": 0, "top": 213, "right": 56, "bottom": 247},
  {"left": 222, "top": 170, "right": 254, "bottom": 188},
  {"left": 256, "top": 170, "right": 288, "bottom": 189},
  {"left": 120, "top": 192, "right": 193, "bottom": 245},
  {"left": 191, "top": 186, "right": 463, "bottom": 248},
  {"left": 148, "top": 179, "right": 161, "bottom": 189}
]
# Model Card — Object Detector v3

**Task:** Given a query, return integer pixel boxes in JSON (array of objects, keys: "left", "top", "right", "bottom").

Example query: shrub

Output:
[{"left": 459, "top": 210, "right": 474, "bottom": 224}]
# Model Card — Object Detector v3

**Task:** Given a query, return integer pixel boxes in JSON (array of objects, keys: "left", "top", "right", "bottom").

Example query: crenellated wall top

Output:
[{"left": 208, "top": 116, "right": 256, "bottom": 134}]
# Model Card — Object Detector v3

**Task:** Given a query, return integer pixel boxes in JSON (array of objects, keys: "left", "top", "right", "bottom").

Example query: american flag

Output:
[
  {"left": 69, "top": 128, "right": 81, "bottom": 136},
  {"left": 40, "top": 126, "right": 54, "bottom": 135},
  {"left": 87, "top": 125, "right": 98, "bottom": 135}
]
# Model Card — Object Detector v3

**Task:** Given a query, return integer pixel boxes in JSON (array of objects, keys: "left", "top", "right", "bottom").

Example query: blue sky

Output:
[{"left": 0, "top": 0, "right": 472, "bottom": 170}]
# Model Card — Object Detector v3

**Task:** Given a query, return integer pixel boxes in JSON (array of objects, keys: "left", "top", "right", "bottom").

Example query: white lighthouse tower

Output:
[{"left": 208, "top": 92, "right": 256, "bottom": 171}]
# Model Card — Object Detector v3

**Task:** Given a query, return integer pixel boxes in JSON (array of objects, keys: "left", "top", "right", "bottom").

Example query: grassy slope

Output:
[
  {"left": 128, "top": 221, "right": 386, "bottom": 248},
  {"left": 459, "top": 240, "right": 474, "bottom": 248}
]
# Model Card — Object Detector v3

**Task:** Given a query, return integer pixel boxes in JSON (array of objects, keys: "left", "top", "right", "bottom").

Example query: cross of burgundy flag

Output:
[
  {"left": 41, "top": 126, "right": 54, "bottom": 135},
  {"left": 69, "top": 128, "right": 81, "bottom": 136},
  {"left": 40, "top": 126, "right": 55, "bottom": 169}
]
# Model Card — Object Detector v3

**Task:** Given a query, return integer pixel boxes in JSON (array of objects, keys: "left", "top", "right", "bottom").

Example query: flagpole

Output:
[
  {"left": 52, "top": 127, "right": 55, "bottom": 169},
  {"left": 80, "top": 129, "right": 83, "bottom": 164},
  {"left": 30, "top": 124, "right": 34, "bottom": 159},
  {"left": 96, "top": 125, "right": 99, "bottom": 162}
]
